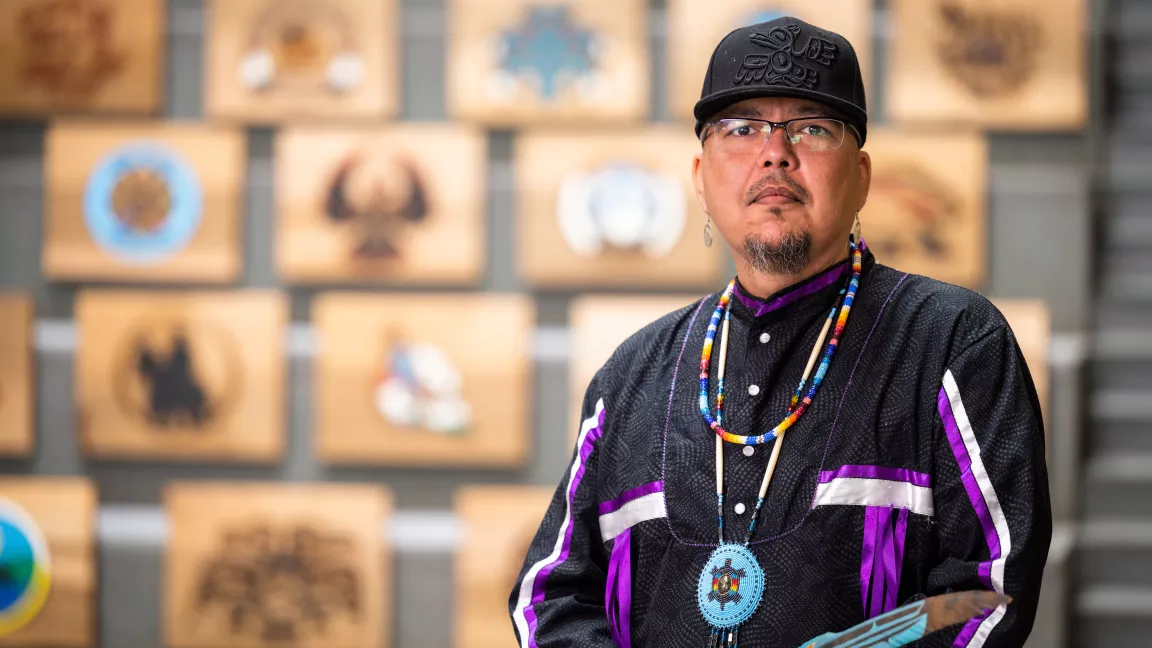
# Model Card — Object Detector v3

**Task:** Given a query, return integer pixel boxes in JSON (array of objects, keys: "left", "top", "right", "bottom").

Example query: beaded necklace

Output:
[{"left": 694, "top": 237, "right": 863, "bottom": 647}]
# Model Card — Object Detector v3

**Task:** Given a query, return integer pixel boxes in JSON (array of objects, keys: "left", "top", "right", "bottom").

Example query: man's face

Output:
[{"left": 691, "top": 97, "right": 871, "bottom": 276}]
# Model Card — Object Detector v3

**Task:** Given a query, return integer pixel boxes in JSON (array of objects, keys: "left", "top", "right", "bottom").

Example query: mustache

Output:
[{"left": 744, "top": 173, "right": 810, "bottom": 206}]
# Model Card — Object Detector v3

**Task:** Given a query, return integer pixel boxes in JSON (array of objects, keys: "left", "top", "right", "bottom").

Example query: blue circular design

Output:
[
  {"left": 696, "top": 543, "right": 765, "bottom": 629},
  {"left": 83, "top": 141, "right": 203, "bottom": 264}
]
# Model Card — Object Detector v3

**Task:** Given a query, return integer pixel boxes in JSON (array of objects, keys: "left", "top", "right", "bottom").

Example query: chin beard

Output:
[{"left": 742, "top": 231, "right": 812, "bottom": 276}]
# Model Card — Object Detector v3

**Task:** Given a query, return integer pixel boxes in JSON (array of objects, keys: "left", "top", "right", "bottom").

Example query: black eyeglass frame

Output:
[{"left": 698, "top": 116, "right": 864, "bottom": 149}]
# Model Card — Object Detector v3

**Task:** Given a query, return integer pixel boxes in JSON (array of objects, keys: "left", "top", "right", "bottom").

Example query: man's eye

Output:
[{"left": 725, "top": 125, "right": 755, "bottom": 137}]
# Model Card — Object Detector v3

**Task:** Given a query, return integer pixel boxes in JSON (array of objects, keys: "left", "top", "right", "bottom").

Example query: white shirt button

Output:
[
  {"left": 748, "top": 384, "right": 760, "bottom": 396},
  {"left": 734, "top": 502, "right": 746, "bottom": 515},
  {"left": 759, "top": 332, "right": 771, "bottom": 343},
  {"left": 742, "top": 445, "right": 754, "bottom": 457}
]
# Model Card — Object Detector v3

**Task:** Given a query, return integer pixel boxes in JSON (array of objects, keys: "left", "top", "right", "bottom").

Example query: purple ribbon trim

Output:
[
  {"left": 861, "top": 505, "right": 911, "bottom": 619},
  {"left": 819, "top": 464, "right": 933, "bottom": 488},
  {"left": 953, "top": 612, "right": 989, "bottom": 647},
  {"left": 731, "top": 240, "right": 868, "bottom": 317},
  {"left": 598, "top": 481, "right": 665, "bottom": 516},
  {"left": 937, "top": 386, "right": 1002, "bottom": 590},
  {"left": 525, "top": 407, "right": 606, "bottom": 647},
  {"left": 606, "top": 528, "right": 633, "bottom": 648}
]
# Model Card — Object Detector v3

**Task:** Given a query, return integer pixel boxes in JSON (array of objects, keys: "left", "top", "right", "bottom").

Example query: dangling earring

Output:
[
  {"left": 704, "top": 214, "right": 713, "bottom": 247},
  {"left": 851, "top": 212, "right": 862, "bottom": 245}
]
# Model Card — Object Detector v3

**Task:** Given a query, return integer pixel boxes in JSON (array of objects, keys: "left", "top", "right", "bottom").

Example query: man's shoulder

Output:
[
  {"left": 598, "top": 294, "right": 714, "bottom": 379},
  {"left": 874, "top": 264, "right": 1013, "bottom": 347}
]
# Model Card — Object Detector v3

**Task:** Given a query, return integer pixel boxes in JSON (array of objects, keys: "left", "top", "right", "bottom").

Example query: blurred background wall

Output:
[{"left": 0, "top": 0, "right": 1146, "bottom": 646}]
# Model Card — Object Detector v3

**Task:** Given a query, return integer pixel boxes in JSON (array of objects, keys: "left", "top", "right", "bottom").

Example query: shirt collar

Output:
[{"left": 730, "top": 241, "right": 874, "bottom": 319}]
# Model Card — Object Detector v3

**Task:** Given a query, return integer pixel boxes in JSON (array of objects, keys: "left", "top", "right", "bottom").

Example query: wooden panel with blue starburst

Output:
[
  {"left": 0, "top": 478, "right": 96, "bottom": 648},
  {"left": 0, "top": 0, "right": 164, "bottom": 116},
  {"left": 43, "top": 121, "right": 245, "bottom": 284},
  {"left": 0, "top": 294, "right": 33, "bottom": 459},
  {"left": 887, "top": 0, "right": 1087, "bottom": 129},
  {"left": 447, "top": 0, "right": 649, "bottom": 125},
  {"left": 666, "top": 0, "right": 874, "bottom": 123}
]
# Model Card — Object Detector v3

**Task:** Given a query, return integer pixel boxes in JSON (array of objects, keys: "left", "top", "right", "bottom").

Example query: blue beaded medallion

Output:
[{"left": 696, "top": 543, "right": 765, "bottom": 629}]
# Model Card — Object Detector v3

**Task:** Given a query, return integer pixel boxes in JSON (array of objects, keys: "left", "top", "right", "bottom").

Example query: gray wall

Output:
[{"left": 0, "top": 0, "right": 1098, "bottom": 646}]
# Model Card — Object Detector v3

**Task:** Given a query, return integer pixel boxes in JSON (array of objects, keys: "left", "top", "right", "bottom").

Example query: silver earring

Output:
[
  {"left": 704, "top": 215, "right": 713, "bottom": 247},
  {"left": 852, "top": 212, "right": 862, "bottom": 244}
]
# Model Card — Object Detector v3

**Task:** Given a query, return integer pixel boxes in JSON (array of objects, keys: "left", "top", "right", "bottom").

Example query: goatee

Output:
[{"left": 743, "top": 231, "right": 812, "bottom": 276}]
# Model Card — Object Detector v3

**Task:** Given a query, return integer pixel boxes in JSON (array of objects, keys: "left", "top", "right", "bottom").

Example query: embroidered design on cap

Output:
[{"left": 735, "top": 23, "right": 838, "bottom": 89}]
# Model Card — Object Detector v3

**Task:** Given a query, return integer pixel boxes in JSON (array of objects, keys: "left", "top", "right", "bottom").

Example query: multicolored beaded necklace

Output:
[{"left": 694, "top": 237, "right": 863, "bottom": 647}]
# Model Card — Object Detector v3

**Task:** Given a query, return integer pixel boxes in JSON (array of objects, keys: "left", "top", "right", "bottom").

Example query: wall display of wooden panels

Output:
[
  {"left": 0, "top": 478, "right": 96, "bottom": 648},
  {"left": 568, "top": 294, "right": 702, "bottom": 444},
  {"left": 276, "top": 124, "right": 486, "bottom": 284},
  {"left": 517, "top": 127, "right": 722, "bottom": 288},
  {"left": 666, "top": 0, "right": 873, "bottom": 123},
  {"left": 165, "top": 482, "right": 391, "bottom": 648},
  {"left": 859, "top": 129, "right": 988, "bottom": 289},
  {"left": 0, "top": 294, "right": 33, "bottom": 458},
  {"left": 887, "top": 0, "right": 1087, "bottom": 129},
  {"left": 454, "top": 485, "right": 552, "bottom": 648},
  {"left": 75, "top": 291, "right": 287, "bottom": 462},
  {"left": 314, "top": 293, "right": 534, "bottom": 468},
  {"left": 204, "top": 0, "right": 397, "bottom": 123},
  {"left": 447, "top": 0, "right": 648, "bottom": 125},
  {"left": 992, "top": 298, "right": 1051, "bottom": 430},
  {"left": 0, "top": 0, "right": 164, "bottom": 116},
  {"left": 44, "top": 121, "right": 245, "bottom": 283}
]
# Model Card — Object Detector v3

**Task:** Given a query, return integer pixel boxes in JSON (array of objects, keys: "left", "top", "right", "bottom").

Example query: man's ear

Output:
[
  {"left": 856, "top": 149, "right": 871, "bottom": 212},
  {"left": 692, "top": 151, "right": 709, "bottom": 215}
]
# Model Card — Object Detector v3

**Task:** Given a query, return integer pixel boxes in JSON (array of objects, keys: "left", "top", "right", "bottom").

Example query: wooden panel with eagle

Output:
[
  {"left": 74, "top": 290, "right": 287, "bottom": 462},
  {"left": 859, "top": 129, "right": 988, "bottom": 290},
  {"left": 0, "top": 0, "right": 164, "bottom": 116},
  {"left": 0, "top": 294, "right": 34, "bottom": 458},
  {"left": 516, "top": 127, "right": 723, "bottom": 288},
  {"left": 313, "top": 293, "right": 533, "bottom": 467},
  {"left": 276, "top": 124, "right": 485, "bottom": 284},
  {"left": 447, "top": 0, "right": 649, "bottom": 125},
  {"left": 164, "top": 482, "right": 391, "bottom": 648},
  {"left": 0, "top": 478, "right": 97, "bottom": 648},
  {"left": 886, "top": 0, "right": 1087, "bottom": 129},
  {"left": 454, "top": 486, "right": 553, "bottom": 648},
  {"left": 568, "top": 294, "right": 702, "bottom": 445},
  {"left": 665, "top": 0, "right": 873, "bottom": 123},
  {"left": 204, "top": 0, "right": 397, "bottom": 123},
  {"left": 43, "top": 121, "right": 245, "bottom": 283}
]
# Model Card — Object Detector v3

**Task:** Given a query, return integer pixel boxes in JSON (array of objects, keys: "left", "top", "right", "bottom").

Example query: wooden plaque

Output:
[
  {"left": 447, "top": 0, "right": 649, "bottom": 125},
  {"left": 204, "top": 0, "right": 397, "bottom": 123},
  {"left": 887, "top": 0, "right": 1087, "bottom": 129},
  {"left": 44, "top": 121, "right": 245, "bottom": 284},
  {"left": 0, "top": 294, "right": 34, "bottom": 458},
  {"left": 314, "top": 293, "right": 534, "bottom": 468},
  {"left": 992, "top": 299, "right": 1050, "bottom": 428},
  {"left": 454, "top": 485, "right": 552, "bottom": 648},
  {"left": 568, "top": 295, "right": 701, "bottom": 444},
  {"left": 860, "top": 129, "right": 988, "bottom": 289},
  {"left": 276, "top": 124, "right": 486, "bottom": 284},
  {"left": 667, "top": 0, "right": 873, "bottom": 122},
  {"left": 0, "top": 0, "right": 164, "bottom": 116},
  {"left": 517, "top": 127, "right": 722, "bottom": 288},
  {"left": 75, "top": 290, "right": 287, "bottom": 462},
  {"left": 165, "top": 482, "right": 391, "bottom": 648},
  {"left": 0, "top": 478, "right": 96, "bottom": 648}
]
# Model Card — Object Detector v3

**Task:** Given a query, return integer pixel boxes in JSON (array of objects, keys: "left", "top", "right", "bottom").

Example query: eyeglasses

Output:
[{"left": 699, "top": 117, "right": 858, "bottom": 155}]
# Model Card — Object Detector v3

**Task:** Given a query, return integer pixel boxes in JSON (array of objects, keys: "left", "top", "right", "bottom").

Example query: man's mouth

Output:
[{"left": 750, "top": 186, "right": 802, "bottom": 205}]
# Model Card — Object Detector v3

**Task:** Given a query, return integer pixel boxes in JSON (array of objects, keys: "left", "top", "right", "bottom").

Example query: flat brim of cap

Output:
[{"left": 693, "top": 86, "right": 867, "bottom": 145}]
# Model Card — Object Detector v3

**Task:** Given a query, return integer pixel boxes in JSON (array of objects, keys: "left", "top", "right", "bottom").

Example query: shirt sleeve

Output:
[
  {"left": 508, "top": 370, "right": 615, "bottom": 647},
  {"left": 920, "top": 322, "right": 1053, "bottom": 647}
]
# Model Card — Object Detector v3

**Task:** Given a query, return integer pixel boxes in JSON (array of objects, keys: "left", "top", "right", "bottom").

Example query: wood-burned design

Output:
[
  {"left": 194, "top": 523, "right": 360, "bottom": 643},
  {"left": 18, "top": 0, "right": 125, "bottom": 101},
  {"left": 374, "top": 334, "right": 471, "bottom": 436},
  {"left": 557, "top": 161, "right": 685, "bottom": 259},
  {"left": 0, "top": 498, "right": 52, "bottom": 639},
  {"left": 936, "top": 2, "right": 1043, "bottom": 98},
  {"left": 238, "top": 0, "right": 364, "bottom": 97},
  {"left": 323, "top": 152, "right": 428, "bottom": 260},
  {"left": 113, "top": 317, "right": 241, "bottom": 432},
  {"left": 83, "top": 141, "right": 204, "bottom": 265},
  {"left": 865, "top": 161, "right": 962, "bottom": 265},
  {"left": 490, "top": 5, "right": 604, "bottom": 103}
]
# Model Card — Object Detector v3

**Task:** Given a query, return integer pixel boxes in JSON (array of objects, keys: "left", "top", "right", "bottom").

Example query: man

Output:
[{"left": 510, "top": 15, "right": 1051, "bottom": 648}]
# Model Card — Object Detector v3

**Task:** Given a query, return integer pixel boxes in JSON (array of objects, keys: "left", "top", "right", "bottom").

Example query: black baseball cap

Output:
[{"left": 693, "top": 16, "right": 867, "bottom": 146}]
